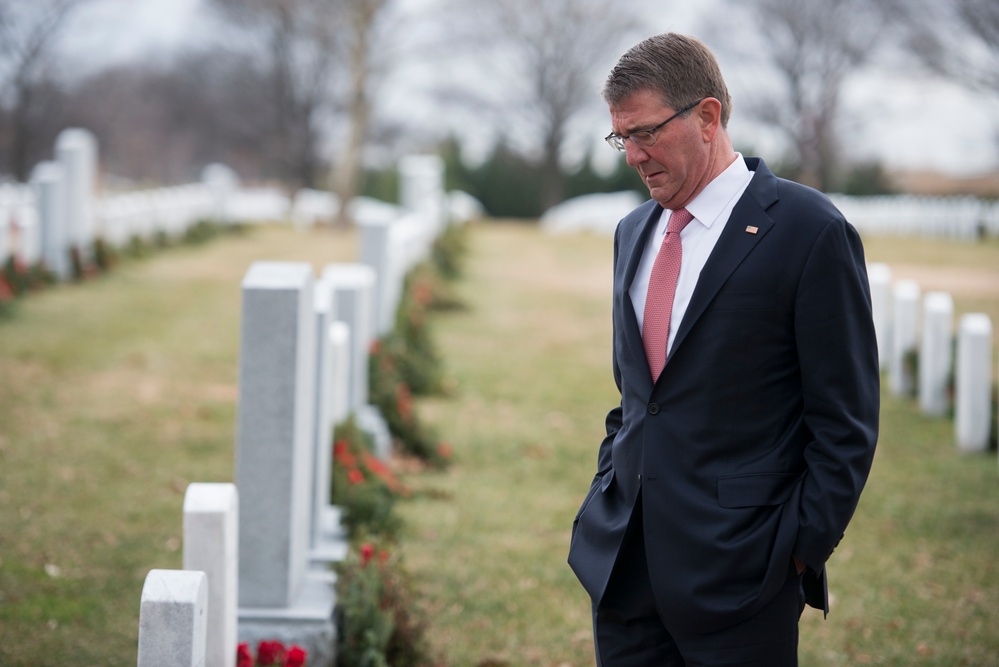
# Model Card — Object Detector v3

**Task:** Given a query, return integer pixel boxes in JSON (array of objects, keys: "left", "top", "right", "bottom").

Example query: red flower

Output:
[
  {"left": 0, "top": 275, "right": 13, "bottom": 302},
  {"left": 361, "top": 452, "right": 407, "bottom": 495},
  {"left": 236, "top": 642, "right": 254, "bottom": 667},
  {"left": 284, "top": 645, "right": 308, "bottom": 667},
  {"left": 437, "top": 442, "right": 454, "bottom": 460},
  {"left": 360, "top": 543, "right": 375, "bottom": 567},
  {"left": 348, "top": 469, "right": 365, "bottom": 485},
  {"left": 395, "top": 383, "right": 412, "bottom": 422},
  {"left": 257, "top": 640, "right": 286, "bottom": 666},
  {"left": 333, "top": 442, "right": 357, "bottom": 469}
]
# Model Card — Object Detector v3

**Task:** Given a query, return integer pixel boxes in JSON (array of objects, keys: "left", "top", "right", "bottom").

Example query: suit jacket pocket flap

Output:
[{"left": 717, "top": 472, "right": 800, "bottom": 508}]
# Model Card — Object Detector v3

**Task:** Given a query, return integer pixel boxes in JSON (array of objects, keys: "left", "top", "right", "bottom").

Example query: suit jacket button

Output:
[{"left": 648, "top": 402, "right": 660, "bottom": 415}]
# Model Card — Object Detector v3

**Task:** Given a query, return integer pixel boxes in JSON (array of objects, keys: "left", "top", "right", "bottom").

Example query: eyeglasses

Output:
[{"left": 604, "top": 98, "right": 705, "bottom": 151}]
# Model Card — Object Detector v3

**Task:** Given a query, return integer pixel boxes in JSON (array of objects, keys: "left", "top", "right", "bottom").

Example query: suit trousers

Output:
[{"left": 592, "top": 492, "right": 805, "bottom": 667}]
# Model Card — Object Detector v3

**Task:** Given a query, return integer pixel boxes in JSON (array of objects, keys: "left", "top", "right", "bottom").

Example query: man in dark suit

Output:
[{"left": 567, "top": 33, "right": 879, "bottom": 666}]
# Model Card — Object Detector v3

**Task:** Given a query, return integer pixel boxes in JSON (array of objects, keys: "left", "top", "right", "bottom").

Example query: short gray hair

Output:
[{"left": 603, "top": 33, "right": 732, "bottom": 128}]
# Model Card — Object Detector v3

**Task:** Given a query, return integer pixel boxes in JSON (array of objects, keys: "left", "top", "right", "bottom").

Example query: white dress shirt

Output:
[{"left": 629, "top": 154, "right": 755, "bottom": 357}]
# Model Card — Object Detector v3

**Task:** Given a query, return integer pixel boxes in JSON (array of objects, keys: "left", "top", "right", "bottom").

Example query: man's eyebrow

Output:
[{"left": 612, "top": 121, "right": 653, "bottom": 137}]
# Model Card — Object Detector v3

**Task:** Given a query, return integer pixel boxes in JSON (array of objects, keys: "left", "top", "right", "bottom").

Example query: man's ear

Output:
[{"left": 698, "top": 98, "right": 723, "bottom": 143}]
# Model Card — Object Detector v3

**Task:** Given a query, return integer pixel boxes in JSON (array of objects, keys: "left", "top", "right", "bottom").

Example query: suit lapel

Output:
[
  {"left": 622, "top": 201, "right": 663, "bottom": 293},
  {"left": 667, "top": 158, "right": 779, "bottom": 362},
  {"left": 619, "top": 201, "right": 663, "bottom": 389}
]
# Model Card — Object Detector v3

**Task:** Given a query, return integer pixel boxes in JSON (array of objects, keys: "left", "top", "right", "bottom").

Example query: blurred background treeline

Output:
[{"left": 0, "top": 0, "right": 997, "bottom": 219}]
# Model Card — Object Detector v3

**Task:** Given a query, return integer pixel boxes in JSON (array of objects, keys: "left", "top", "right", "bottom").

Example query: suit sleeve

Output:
[{"left": 792, "top": 216, "right": 880, "bottom": 572}]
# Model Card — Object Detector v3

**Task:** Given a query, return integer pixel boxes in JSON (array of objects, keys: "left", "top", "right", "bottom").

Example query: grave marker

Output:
[
  {"left": 955, "top": 313, "right": 993, "bottom": 453},
  {"left": 234, "top": 261, "right": 335, "bottom": 666},
  {"left": 918, "top": 292, "right": 954, "bottom": 417},
  {"left": 55, "top": 128, "right": 97, "bottom": 259},
  {"left": 202, "top": 163, "right": 240, "bottom": 225},
  {"left": 235, "top": 261, "right": 315, "bottom": 607},
  {"left": 310, "top": 277, "right": 348, "bottom": 564},
  {"left": 320, "top": 263, "right": 376, "bottom": 412},
  {"left": 867, "top": 262, "right": 893, "bottom": 369},
  {"left": 321, "top": 262, "right": 391, "bottom": 458},
  {"left": 31, "top": 161, "right": 71, "bottom": 280},
  {"left": 183, "top": 483, "right": 238, "bottom": 667},
  {"left": 358, "top": 218, "right": 397, "bottom": 336},
  {"left": 329, "top": 321, "right": 350, "bottom": 426},
  {"left": 399, "top": 154, "right": 446, "bottom": 232},
  {"left": 890, "top": 280, "right": 921, "bottom": 396},
  {"left": 137, "top": 569, "right": 208, "bottom": 667}
]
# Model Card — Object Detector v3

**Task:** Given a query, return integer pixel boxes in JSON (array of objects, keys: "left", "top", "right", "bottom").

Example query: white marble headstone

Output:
[
  {"left": 137, "top": 569, "right": 208, "bottom": 667},
  {"left": 235, "top": 262, "right": 315, "bottom": 607},
  {"left": 183, "top": 483, "right": 238, "bottom": 667},
  {"left": 890, "top": 280, "right": 921, "bottom": 396},
  {"left": 918, "top": 292, "right": 954, "bottom": 416},
  {"left": 955, "top": 313, "right": 993, "bottom": 453}
]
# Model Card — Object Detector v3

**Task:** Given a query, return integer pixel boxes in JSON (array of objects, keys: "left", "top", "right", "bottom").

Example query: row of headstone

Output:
[
  {"left": 4, "top": 128, "right": 100, "bottom": 280},
  {"left": 3, "top": 128, "right": 481, "bottom": 286},
  {"left": 539, "top": 192, "right": 999, "bottom": 240},
  {"left": 359, "top": 216, "right": 425, "bottom": 336},
  {"left": 830, "top": 194, "right": 999, "bottom": 240},
  {"left": 233, "top": 156, "right": 447, "bottom": 658},
  {"left": 135, "top": 154, "right": 451, "bottom": 666},
  {"left": 868, "top": 262, "right": 995, "bottom": 454},
  {"left": 0, "top": 183, "right": 41, "bottom": 268},
  {"left": 99, "top": 183, "right": 219, "bottom": 247},
  {"left": 0, "top": 127, "right": 241, "bottom": 281},
  {"left": 134, "top": 262, "right": 365, "bottom": 667},
  {"left": 292, "top": 155, "right": 478, "bottom": 231}
]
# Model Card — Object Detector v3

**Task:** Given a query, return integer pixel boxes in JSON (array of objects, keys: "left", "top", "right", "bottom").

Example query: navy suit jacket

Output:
[{"left": 568, "top": 157, "right": 879, "bottom": 634}]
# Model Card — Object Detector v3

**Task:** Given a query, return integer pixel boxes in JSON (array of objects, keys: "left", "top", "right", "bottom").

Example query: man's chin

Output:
[{"left": 647, "top": 187, "right": 676, "bottom": 208}]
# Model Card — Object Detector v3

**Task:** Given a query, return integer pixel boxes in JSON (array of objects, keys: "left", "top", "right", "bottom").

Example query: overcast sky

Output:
[{"left": 61, "top": 0, "right": 999, "bottom": 178}]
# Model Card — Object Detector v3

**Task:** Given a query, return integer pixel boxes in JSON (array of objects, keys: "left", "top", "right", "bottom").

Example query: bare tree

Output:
[
  {"left": 449, "top": 0, "right": 645, "bottom": 210},
  {"left": 712, "top": 0, "right": 891, "bottom": 191},
  {"left": 329, "top": 0, "right": 475, "bottom": 225},
  {"left": 67, "top": 51, "right": 282, "bottom": 184},
  {"left": 0, "top": 0, "right": 85, "bottom": 180},
  {"left": 330, "top": 0, "right": 390, "bottom": 225},
  {"left": 208, "top": 0, "right": 345, "bottom": 189},
  {"left": 898, "top": 0, "right": 999, "bottom": 157},
  {"left": 900, "top": 0, "right": 999, "bottom": 94}
]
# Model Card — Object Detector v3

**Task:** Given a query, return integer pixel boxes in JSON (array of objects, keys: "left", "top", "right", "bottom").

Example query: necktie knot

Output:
[{"left": 667, "top": 207, "right": 694, "bottom": 235}]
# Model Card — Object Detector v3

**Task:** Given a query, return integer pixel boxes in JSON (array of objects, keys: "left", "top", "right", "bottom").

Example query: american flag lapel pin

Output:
[{"left": 745, "top": 225, "right": 758, "bottom": 234}]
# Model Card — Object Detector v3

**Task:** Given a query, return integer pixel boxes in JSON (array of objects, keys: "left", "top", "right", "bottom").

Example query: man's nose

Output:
[{"left": 624, "top": 140, "right": 649, "bottom": 167}]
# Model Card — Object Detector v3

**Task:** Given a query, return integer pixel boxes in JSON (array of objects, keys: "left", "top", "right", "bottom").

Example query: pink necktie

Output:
[{"left": 642, "top": 207, "right": 694, "bottom": 382}]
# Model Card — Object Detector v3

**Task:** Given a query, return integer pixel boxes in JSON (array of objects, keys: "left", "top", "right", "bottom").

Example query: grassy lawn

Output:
[
  {"left": 0, "top": 220, "right": 996, "bottom": 665},
  {"left": 0, "top": 225, "right": 355, "bottom": 665},
  {"left": 399, "top": 225, "right": 999, "bottom": 666}
]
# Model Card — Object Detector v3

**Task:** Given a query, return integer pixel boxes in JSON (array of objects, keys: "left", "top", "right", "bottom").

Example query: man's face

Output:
[{"left": 609, "top": 89, "right": 709, "bottom": 210}]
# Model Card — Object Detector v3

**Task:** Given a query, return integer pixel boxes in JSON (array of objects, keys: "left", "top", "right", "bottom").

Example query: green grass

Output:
[
  {"left": 398, "top": 226, "right": 999, "bottom": 666},
  {"left": 0, "top": 225, "right": 354, "bottom": 665},
  {"left": 0, "top": 222, "right": 997, "bottom": 665}
]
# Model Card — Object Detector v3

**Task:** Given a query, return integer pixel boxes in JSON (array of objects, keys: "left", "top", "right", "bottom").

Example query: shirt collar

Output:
[{"left": 663, "top": 153, "right": 751, "bottom": 232}]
